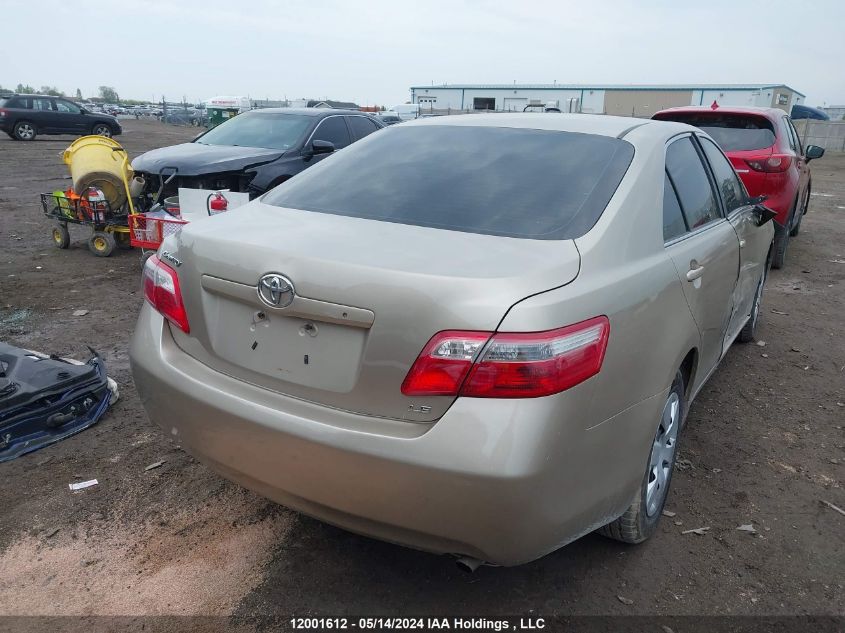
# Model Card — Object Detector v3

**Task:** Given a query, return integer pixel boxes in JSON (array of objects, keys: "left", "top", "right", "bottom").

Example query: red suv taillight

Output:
[
  {"left": 744, "top": 154, "right": 792, "bottom": 173},
  {"left": 401, "top": 316, "right": 610, "bottom": 398},
  {"left": 142, "top": 254, "right": 190, "bottom": 333}
]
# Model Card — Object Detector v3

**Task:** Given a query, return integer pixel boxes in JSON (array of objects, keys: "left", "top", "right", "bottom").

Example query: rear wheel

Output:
[
  {"left": 599, "top": 371, "right": 684, "bottom": 543},
  {"left": 13, "top": 121, "right": 36, "bottom": 141},
  {"left": 51, "top": 224, "right": 70, "bottom": 249},
  {"left": 114, "top": 230, "right": 133, "bottom": 250},
  {"left": 771, "top": 225, "right": 789, "bottom": 269},
  {"left": 88, "top": 231, "right": 116, "bottom": 257},
  {"left": 92, "top": 124, "right": 112, "bottom": 137},
  {"left": 738, "top": 268, "right": 766, "bottom": 343},
  {"left": 790, "top": 186, "right": 809, "bottom": 237}
]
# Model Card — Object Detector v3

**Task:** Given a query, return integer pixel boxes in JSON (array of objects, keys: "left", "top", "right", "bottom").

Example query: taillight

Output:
[
  {"left": 744, "top": 154, "right": 792, "bottom": 173},
  {"left": 142, "top": 254, "right": 190, "bottom": 333},
  {"left": 401, "top": 316, "right": 610, "bottom": 399},
  {"left": 401, "top": 331, "right": 491, "bottom": 396},
  {"left": 0, "top": 109, "right": 6, "bottom": 118}
]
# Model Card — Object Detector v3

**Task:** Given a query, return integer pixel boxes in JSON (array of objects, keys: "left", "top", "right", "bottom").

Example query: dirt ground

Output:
[{"left": 0, "top": 120, "right": 843, "bottom": 628}]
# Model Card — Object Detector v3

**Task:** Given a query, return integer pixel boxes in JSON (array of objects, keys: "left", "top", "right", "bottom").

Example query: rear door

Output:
[
  {"left": 346, "top": 115, "right": 381, "bottom": 142},
  {"left": 783, "top": 116, "right": 810, "bottom": 221},
  {"left": 697, "top": 135, "right": 769, "bottom": 346},
  {"left": 663, "top": 135, "right": 740, "bottom": 376},
  {"left": 30, "top": 97, "right": 57, "bottom": 132}
]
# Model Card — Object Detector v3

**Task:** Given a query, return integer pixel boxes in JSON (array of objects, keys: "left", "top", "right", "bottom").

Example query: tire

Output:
[
  {"left": 51, "top": 224, "right": 70, "bottom": 249},
  {"left": 92, "top": 124, "right": 112, "bottom": 137},
  {"left": 790, "top": 186, "right": 809, "bottom": 237},
  {"left": 738, "top": 267, "right": 766, "bottom": 343},
  {"left": 13, "top": 121, "right": 36, "bottom": 141},
  {"left": 115, "top": 230, "right": 133, "bottom": 250},
  {"left": 771, "top": 225, "right": 789, "bottom": 269},
  {"left": 88, "top": 231, "right": 116, "bottom": 257},
  {"left": 599, "top": 371, "right": 684, "bottom": 544}
]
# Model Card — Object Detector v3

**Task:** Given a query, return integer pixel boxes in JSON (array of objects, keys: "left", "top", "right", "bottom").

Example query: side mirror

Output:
[
  {"left": 80, "top": 108, "right": 88, "bottom": 114},
  {"left": 754, "top": 204, "right": 778, "bottom": 227},
  {"left": 311, "top": 140, "right": 335, "bottom": 155},
  {"left": 805, "top": 145, "right": 825, "bottom": 161}
]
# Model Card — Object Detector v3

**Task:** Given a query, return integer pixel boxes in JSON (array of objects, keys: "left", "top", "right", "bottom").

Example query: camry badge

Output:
[{"left": 257, "top": 273, "right": 295, "bottom": 308}]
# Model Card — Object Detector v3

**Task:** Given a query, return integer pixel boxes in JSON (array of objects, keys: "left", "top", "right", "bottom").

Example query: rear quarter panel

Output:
[{"left": 498, "top": 129, "right": 700, "bottom": 426}]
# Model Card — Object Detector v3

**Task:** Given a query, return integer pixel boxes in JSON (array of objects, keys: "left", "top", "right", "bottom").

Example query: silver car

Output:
[{"left": 130, "top": 114, "right": 775, "bottom": 567}]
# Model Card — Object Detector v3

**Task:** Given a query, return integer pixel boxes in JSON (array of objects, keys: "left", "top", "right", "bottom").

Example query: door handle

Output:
[{"left": 686, "top": 265, "right": 705, "bottom": 282}]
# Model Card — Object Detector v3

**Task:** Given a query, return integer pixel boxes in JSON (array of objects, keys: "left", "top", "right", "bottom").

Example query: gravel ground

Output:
[{"left": 0, "top": 120, "right": 842, "bottom": 630}]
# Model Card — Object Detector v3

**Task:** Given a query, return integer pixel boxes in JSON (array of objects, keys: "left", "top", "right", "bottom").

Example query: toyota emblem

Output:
[{"left": 257, "top": 273, "right": 295, "bottom": 308}]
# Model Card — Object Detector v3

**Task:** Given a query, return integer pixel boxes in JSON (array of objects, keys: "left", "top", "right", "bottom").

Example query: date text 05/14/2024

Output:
[{"left": 289, "top": 617, "right": 546, "bottom": 631}]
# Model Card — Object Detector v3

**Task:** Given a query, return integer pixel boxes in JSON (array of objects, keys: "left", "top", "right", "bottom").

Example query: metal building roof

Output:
[{"left": 410, "top": 83, "right": 806, "bottom": 97}]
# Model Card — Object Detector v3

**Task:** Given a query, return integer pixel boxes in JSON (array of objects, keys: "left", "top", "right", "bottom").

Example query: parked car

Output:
[
  {"left": 131, "top": 108, "right": 384, "bottom": 204},
  {"left": 130, "top": 114, "right": 776, "bottom": 567},
  {"left": 0, "top": 94, "right": 122, "bottom": 141},
  {"left": 790, "top": 104, "right": 830, "bottom": 121},
  {"left": 653, "top": 105, "right": 824, "bottom": 268},
  {"left": 377, "top": 113, "right": 403, "bottom": 125}
]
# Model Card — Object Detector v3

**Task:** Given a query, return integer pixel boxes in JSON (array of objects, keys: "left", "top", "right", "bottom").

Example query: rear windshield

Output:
[
  {"left": 656, "top": 113, "right": 776, "bottom": 151},
  {"left": 264, "top": 125, "right": 634, "bottom": 240},
  {"left": 195, "top": 112, "right": 312, "bottom": 150}
]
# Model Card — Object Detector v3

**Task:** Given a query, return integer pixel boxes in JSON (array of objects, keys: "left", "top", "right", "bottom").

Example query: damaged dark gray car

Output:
[{"left": 130, "top": 108, "right": 384, "bottom": 209}]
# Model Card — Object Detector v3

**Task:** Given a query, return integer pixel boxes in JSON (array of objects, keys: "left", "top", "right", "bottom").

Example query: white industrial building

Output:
[{"left": 409, "top": 84, "right": 805, "bottom": 118}]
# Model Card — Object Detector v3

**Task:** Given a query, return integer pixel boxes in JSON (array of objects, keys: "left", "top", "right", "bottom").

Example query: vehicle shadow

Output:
[{"left": 235, "top": 513, "right": 637, "bottom": 618}]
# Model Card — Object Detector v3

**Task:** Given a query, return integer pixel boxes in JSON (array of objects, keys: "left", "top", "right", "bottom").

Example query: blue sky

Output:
[{"left": 4, "top": 0, "right": 844, "bottom": 107}]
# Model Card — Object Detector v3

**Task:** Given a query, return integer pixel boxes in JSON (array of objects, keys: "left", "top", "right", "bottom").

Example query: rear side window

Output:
[
  {"left": 347, "top": 116, "right": 380, "bottom": 140},
  {"left": 657, "top": 113, "right": 776, "bottom": 152},
  {"left": 265, "top": 125, "right": 635, "bottom": 240},
  {"left": 313, "top": 116, "right": 351, "bottom": 149},
  {"left": 32, "top": 98, "right": 53, "bottom": 111},
  {"left": 698, "top": 137, "right": 747, "bottom": 213},
  {"left": 663, "top": 173, "right": 687, "bottom": 241},
  {"left": 666, "top": 137, "right": 720, "bottom": 229}
]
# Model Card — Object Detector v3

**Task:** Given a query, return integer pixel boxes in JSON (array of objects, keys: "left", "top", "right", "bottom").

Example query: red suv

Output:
[{"left": 653, "top": 105, "right": 824, "bottom": 268}]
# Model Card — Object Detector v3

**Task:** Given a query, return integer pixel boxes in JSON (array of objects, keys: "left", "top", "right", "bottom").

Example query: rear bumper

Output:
[{"left": 130, "top": 305, "right": 663, "bottom": 565}]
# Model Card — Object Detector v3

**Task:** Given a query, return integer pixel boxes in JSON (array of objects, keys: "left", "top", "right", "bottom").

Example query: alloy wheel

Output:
[
  {"left": 646, "top": 391, "right": 680, "bottom": 517},
  {"left": 16, "top": 123, "right": 34, "bottom": 140}
]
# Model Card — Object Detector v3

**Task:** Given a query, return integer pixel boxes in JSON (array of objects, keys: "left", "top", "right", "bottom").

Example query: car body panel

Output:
[
  {"left": 130, "top": 113, "right": 773, "bottom": 564},
  {"left": 166, "top": 203, "right": 582, "bottom": 422}
]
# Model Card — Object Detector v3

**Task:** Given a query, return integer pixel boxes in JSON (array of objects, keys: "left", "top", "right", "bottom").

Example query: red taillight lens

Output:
[
  {"left": 142, "top": 254, "right": 190, "bottom": 333},
  {"left": 401, "top": 331, "right": 491, "bottom": 396},
  {"left": 401, "top": 316, "right": 610, "bottom": 399},
  {"left": 744, "top": 154, "right": 792, "bottom": 173},
  {"left": 0, "top": 109, "right": 7, "bottom": 118}
]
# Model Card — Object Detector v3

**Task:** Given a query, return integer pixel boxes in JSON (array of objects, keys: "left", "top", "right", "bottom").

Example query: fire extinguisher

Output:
[
  {"left": 86, "top": 187, "right": 107, "bottom": 223},
  {"left": 206, "top": 191, "right": 228, "bottom": 215}
]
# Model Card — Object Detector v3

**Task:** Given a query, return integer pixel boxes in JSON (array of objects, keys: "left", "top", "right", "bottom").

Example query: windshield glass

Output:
[
  {"left": 196, "top": 112, "right": 312, "bottom": 150},
  {"left": 657, "top": 113, "right": 776, "bottom": 151},
  {"left": 264, "top": 125, "right": 634, "bottom": 240}
]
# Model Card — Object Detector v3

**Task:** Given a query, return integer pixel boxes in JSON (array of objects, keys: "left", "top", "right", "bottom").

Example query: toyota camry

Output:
[{"left": 130, "top": 114, "right": 774, "bottom": 566}]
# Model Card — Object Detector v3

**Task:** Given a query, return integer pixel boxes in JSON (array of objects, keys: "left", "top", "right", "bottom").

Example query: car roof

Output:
[
  {"left": 401, "top": 112, "right": 693, "bottom": 141},
  {"left": 243, "top": 107, "right": 370, "bottom": 117},
  {"left": 653, "top": 105, "right": 786, "bottom": 120}
]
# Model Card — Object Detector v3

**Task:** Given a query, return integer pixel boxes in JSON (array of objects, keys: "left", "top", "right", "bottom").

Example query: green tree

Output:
[
  {"left": 76, "top": 88, "right": 83, "bottom": 100},
  {"left": 39, "top": 86, "right": 64, "bottom": 96},
  {"left": 16, "top": 83, "right": 36, "bottom": 94},
  {"left": 99, "top": 86, "right": 119, "bottom": 103}
]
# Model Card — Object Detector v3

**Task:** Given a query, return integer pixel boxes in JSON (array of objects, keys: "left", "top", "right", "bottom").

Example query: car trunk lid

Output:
[{"left": 166, "top": 201, "right": 582, "bottom": 422}]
